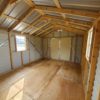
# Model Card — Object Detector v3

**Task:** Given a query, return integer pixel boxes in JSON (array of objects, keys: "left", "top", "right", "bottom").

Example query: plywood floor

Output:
[{"left": 0, "top": 60, "right": 85, "bottom": 100}]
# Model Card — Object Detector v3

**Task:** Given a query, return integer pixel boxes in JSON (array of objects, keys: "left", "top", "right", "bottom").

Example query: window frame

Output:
[
  {"left": 86, "top": 27, "right": 94, "bottom": 62},
  {"left": 15, "top": 35, "right": 27, "bottom": 52}
]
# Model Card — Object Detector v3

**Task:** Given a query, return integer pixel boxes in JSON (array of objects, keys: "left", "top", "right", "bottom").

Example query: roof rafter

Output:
[
  {"left": 21, "top": 16, "right": 43, "bottom": 34},
  {"left": 0, "top": 0, "right": 12, "bottom": 16},
  {"left": 53, "top": 0, "right": 66, "bottom": 19},
  {"left": 55, "top": 24, "right": 86, "bottom": 34},
  {"left": 40, "top": 29, "right": 56, "bottom": 37},
  {"left": 1, "top": 13, "right": 92, "bottom": 29},
  {"left": 8, "top": 8, "right": 34, "bottom": 32},
  {"left": 35, "top": 26, "right": 53, "bottom": 36},
  {"left": 9, "top": 0, "right": 20, "bottom": 4},
  {"left": 30, "top": 21, "right": 51, "bottom": 35},
  {"left": 24, "top": 0, "right": 45, "bottom": 15},
  {"left": 52, "top": 21, "right": 89, "bottom": 31},
  {"left": 23, "top": 0, "right": 35, "bottom": 7},
  {"left": 35, "top": 5, "right": 100, "bottom": 19},
  {"left": 42, "top": 15, "right": 92, "bottom": 28},
  {"left": 2, "top": 14, "right": 18, "bottom": 21}
]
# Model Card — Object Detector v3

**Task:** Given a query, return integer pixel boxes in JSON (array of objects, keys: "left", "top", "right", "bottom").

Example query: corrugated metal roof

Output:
[
  {"left": 13, "top": 22, "right": 28, "bottom": 32},
  {"left": 0, "top": 17, "right": 6, "bottom": 25},
  {"left": 23, "top": 26, "right": 37, "bottom": 33},
  {"left": 60, "top": 0, "right": 100, "bottom": 11},
  {"left": 24, "top": 11, "right": 41, "bottom": 24},
  {"left": 8, "top": 1, "right": 30, "bottom": 18},
  {"left": 4, "top": 3, "right": 16, "bottom": 15},
  {"left": 65, "top": 14, "right": 95, "bottom": 22},
  {"left": 34, "top": 20, "right": 47, "bottom": 27},
  {"left": 32, "top": 0, "right": 56, "bottom": 7},
  {"left": 0, "top": 0, "right": 97, "bottom": 34},
  {"left": 41, "top": 24, "right": 52, "bottom": 30},
  {"left": 32, "top": 29, "right": 42, "bottom": 35},
  {"left": 1, "top": 18, "right": 15, "bottom": 28}
]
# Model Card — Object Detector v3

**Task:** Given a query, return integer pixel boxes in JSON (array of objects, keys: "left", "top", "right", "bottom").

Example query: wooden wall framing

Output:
[
  {"left": 86, "top": 19, "right": 100, "bottom": 100},
  {"left": 8, "top": 32, "right": 13, "bottom": 69}
]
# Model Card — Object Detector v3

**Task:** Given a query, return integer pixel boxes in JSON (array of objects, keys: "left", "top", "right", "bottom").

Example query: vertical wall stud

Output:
[
  {"left": 21, "top": 51, "right": 23, "bottom": 66},
  {"left": 28, "top": 35, "right": 31, "bottom": 63},
  {"left": 8, "top": 31, "right": 13, "bottom": 69}
]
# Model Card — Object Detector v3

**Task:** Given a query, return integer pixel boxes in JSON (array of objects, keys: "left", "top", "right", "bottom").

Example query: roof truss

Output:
[
  {"left": 35, "top": 5, "right": 100, "bottom": 19},
  {"left": 0, "top": 0, "right": 99, "bottom": 36}
]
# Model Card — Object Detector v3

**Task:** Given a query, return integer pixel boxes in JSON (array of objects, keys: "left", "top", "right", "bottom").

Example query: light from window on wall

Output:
[
  {"left": 16, "top": 35, "right": 26, "bottom": 52},
  {"left": 86, "top": 27, "right": 93, "bottom": 61}
]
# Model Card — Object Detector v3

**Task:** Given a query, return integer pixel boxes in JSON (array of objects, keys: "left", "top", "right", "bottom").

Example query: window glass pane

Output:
[{"left": 16, "top": 35, "right": 26, "bottom": 51}]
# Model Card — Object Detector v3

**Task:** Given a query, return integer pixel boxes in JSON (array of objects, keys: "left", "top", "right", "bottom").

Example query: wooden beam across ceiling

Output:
[
  {"left": 1, "top": 12, "right": 92, "bottom": 28},
  {"left": 1, "top": 14, "right": 40, "bottom": 32},
  {"left": 53, "top": 0, "right": 66, "bottom": 19},
  {"left": 52, "top": 21, "right": 89, "bottom": 31},
  {"left": 1, "top": 14, "right": 92, "bottom": 31},
  {"left": 2, "top": 14, "right": 18, "bottom": 21},
  {"left": 53, "top": 0, "right": 61, "bottom": 8},
  {"left": 40, "top": 29, "right": 56, "bottom": 37},
  {"left": 0, "top": 0, "right": 12, "bottom": 16},
  {"left": 9, "top": 0, "right": 19, "bottom": 4},
  {"left": 35, "top": 26, "right": 53, "bottom": 36},
  {"left": 30, "top": 21, "right": 51, "bottom": 35},
  {"left": 55, "top": 24, "right": 86, "bottom": 35},
  {"left": 1, "top": 13, "right": 92, "bottom": 29},
  {"left": 24, "top": 0, "right": 45, "bottom": 15},
  {"left": 35, "top": 5, "right": 100, "bottom": 19},
  {"left": 43, "top": 15, "right": 92, "bottom": 28},
  {"left": 24, "top": 0, "right": 35, "bottom": 7},
  {"left": 21, "top": 16, "right": 43, "bottom": 34}
]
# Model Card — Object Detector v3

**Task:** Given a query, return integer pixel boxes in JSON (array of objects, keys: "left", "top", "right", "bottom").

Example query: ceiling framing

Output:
[{"left": 0, "top": 0, "right": 100, "bottom": 37}]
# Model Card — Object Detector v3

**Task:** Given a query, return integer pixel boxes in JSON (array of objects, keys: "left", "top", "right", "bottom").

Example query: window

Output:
[
  {"left": 86, "top": 28, "right": 93, "bottom": 61},
  {"left": 15, "top": 35, "right": 27, "bottom": 51}
]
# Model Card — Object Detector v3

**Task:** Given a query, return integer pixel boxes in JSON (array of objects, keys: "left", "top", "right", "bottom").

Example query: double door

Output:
[{"left": 50, "top": 38, "right": 71, "bottom": 61}]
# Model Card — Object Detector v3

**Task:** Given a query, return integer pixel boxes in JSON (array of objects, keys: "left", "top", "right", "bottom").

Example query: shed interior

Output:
[{"left": 0, "top": 0, "right": 100, "bottom": 100}]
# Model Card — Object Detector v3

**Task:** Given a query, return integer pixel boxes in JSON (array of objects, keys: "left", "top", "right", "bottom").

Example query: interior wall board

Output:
[
  {"left": 29, "top": 36, "right": 43, "bottom": 62},
  {"left": 22, "top": 37, "right": 30, "bottom": 65},
  {"left": 43, "top": 38, "right": 48, "bottom": 58},
  {"left": 50, "top": 38, "right": 60, "bottom": 60},
  {"left": 30, "top": 36, "right": 43, "bottom": 55},
  {"left": 74, "top": 36, "right": 83, "bottom": 63},
  {"left": 92, "top": 48, "right": 100, "bottom": 100},
  {"left": 22, "top": 51, "right": 29, "bottom": 65},
  {"left": 85, "top": 21, "right": 100, "bottom": 100},
  {"left": 70, "top": 37, "right": 76, "bottom": 62},
  {"left": 10, "top": 35, "right": 22, "bottom": 68},
  {"left": 47, "top": 38, "right": 51, "bottom": 58},
  {"left": 0, "top": 29, "right": 43, "bottom": 74},
  {"left": 0, "top": 32, "right": 11, "bottom": 74},
  {"left": 30, "top": 43, "right": 41, "bottom": 62},
  {"left": 60, "top": 38, "right": 71, "bottom": 61}
]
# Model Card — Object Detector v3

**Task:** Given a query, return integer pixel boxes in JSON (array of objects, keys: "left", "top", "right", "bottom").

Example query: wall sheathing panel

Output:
[
  {"left": 30, "top": 36, "right": 42, "bottom": 62},
  {"left": 0, "top": 29, "right": 43, "bottom": 74},
  {"left": 0, "top": 30, "right": 11, "bottom": 74},
  {"left": 10, "top": 35, "right": 21, "bottom": 68},
  {"left": 92, "top": 48, "right": 100, "bottom": 100}
]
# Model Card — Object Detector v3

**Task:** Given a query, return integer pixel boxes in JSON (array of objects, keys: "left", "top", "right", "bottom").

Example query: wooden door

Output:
[{"left": 60, "top": 38, "right": 71, "bottom": 61}]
